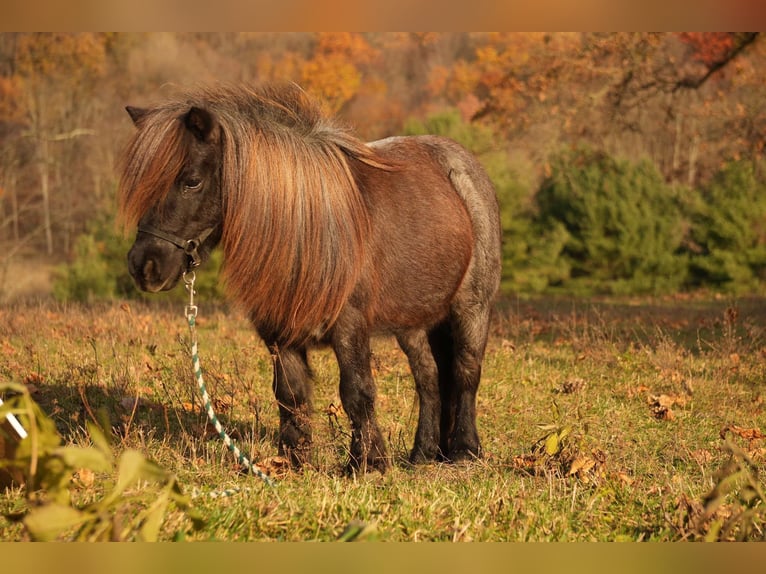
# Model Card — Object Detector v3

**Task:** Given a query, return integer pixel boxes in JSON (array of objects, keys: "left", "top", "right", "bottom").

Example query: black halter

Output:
[{"left": 138, "top": 224, "right": 218, "bottom": 271}]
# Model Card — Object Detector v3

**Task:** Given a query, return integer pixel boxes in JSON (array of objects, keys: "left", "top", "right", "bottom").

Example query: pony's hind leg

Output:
[
  {"left": 443, "top": 301, "right": 492, "bottom": 463},
  {"left": 268, "top": 343, "right": 314, "bottom": 468},
  {"left": 331, "top": 307, "right": 388, "bottom": 473},
  {"left": 396, "top": 329, "right": 441, "bottom": 463},
  {"left": 426, "top": 322, "right": 457, "bottom": 460}
]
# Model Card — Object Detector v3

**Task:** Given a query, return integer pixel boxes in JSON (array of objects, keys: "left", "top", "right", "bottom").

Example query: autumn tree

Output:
[
  {"left": 427, "top": 33, "right": 764, "bottom": 188},
  {"left": 601, "top": 32, "right": 762, "bottom": 185},
  {"left": 2, "top": 33, "right": 107, "bottom": 256},
  {"left": 0, "top": 34, "right": 28, "bottom": 247},
  {"left": 5, "top": 32, "right": 766, "bottom": 299},
  {"left": 298, "top": 33, "right": 378, "bottom": 114}
]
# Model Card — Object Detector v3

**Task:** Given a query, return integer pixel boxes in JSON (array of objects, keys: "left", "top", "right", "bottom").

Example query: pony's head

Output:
[
  {"left": 119, "top": 103, "right": 223, "bottom": 292},
  {"left": 118, "top": 84, "right": 392, "bottom": 344}
]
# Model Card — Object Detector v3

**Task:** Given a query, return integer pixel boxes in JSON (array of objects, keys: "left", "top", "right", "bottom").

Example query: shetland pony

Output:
[{"left": 119, "top": 83, "right": 501, "bottom": 472}]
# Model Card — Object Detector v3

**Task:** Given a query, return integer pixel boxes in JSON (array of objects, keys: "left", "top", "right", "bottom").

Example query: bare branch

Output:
[
  {"left": 673, "top": 32, "right": 760, "bottom": 92},
  {"left": 47, "top": 128, "right": 96, "bottom": 141}
]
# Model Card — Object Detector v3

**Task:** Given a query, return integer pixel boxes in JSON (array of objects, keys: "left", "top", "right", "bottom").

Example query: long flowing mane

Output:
[{"left": 119, "top": 83, "right": 392, "bottom": 343}]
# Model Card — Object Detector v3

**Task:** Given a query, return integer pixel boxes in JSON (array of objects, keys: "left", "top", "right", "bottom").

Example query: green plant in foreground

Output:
[
  {"left": 0, "top": 382, "right": 203, "bottom": 541},
  {"left": 698, "top": 439, "right": 766, "bottom": 541},
  {"left": 512, "top": 398, "right": 605, "bottom": 483}
]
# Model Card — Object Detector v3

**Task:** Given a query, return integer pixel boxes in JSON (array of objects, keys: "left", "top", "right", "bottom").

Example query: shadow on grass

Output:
[{"left": 492, "top": 294, "right": 766, "bottom": 353}]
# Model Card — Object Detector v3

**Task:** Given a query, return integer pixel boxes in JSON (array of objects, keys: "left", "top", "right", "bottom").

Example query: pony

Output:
[{"left": 118, "top": 83, "right": 501, "bottom": 472}]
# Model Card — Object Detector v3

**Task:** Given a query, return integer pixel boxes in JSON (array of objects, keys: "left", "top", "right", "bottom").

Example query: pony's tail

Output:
[{"left": 435, "top": 136, "right": 502, "bottom": 297}]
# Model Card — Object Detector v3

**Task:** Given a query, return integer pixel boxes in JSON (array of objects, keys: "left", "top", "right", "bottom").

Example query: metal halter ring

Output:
[{"left": 137, "top": 224, "right": 217, "bottom": 273}]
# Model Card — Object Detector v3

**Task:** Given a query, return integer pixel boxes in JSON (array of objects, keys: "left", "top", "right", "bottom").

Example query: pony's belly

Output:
[{"left": 369, "top": 239, "right": 472, "bottom": 330}]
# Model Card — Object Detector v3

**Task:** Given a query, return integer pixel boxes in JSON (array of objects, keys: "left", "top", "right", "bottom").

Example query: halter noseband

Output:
[{"left": 138, "top": 224, "right": 218, "bottom": 271}]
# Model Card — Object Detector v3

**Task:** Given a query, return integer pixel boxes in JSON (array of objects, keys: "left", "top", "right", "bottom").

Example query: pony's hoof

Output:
[
  {"left": 408, "top": 447, "right": 440, "bottom": 465},
  {"left": 345, "top": 455, "right": 390, "bottom": 475},
  {"left": 445, "top": 447, "right": 481, "bottom": 464},
  {"left": 279, "top": 443, "right": 313, "bottom": 470}
]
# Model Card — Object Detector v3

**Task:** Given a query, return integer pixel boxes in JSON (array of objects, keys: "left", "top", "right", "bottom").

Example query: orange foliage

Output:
[
  {"left": 0, "top": 76, "right": 24, "bottom": 124},
  {"left": 300, "top": 33, "right": 378, "bottom": 113},
  {"left": 437, "top": 32, "right": 584, "bottom": 129},
  {"left": 301, "top": 55, "right": 361, "bottom": 114},
  {"left": 15, "top": 33, "right": 106, "bottom": 80},
  {"left": 677, "top": 32, "right": 736, "bottom": 66},
  {"left": 254, "top": 51, "right": 304, "bottom": 84},
  {"left": 314, "top": 32, "right": 378, "bottom": 64}
]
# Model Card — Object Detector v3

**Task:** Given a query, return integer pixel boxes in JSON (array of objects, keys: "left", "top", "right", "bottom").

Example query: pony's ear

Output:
[
  {"left": 184, "top": 106, "right": 218, "bottom": 143},
  {"left": 126, "top": 106, "right": 148, "bottom": 126}
]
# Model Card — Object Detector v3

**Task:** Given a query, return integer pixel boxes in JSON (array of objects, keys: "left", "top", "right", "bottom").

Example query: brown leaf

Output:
[
  {"left": 616, "top": 471, "right": 634, "bottom": 485},
  {"left": 558, "top": 378, "right": 585, "bottom": 394},
  {"left": 511, "top": 454, "right": 537, "bottom": 471},
  {"left": 24, "top": 372, "right": 44, "bottom": 390},
  {"left": 720, "top": 425, "right": 765, "bottom": 441},
  {"left": 568, "top": 455, "right": 596, "bottom": 476},
  {"left": 691, "top": 449, "right": 713, "bottom": 465},
  {"left": 648, "top": 393, "right": 689, "bottom": 420},
  {"left": 178, "top": 401, "right": 194, "bottom": 412},
  {"left": 258, "top": 456, "right": 291, "bottom": 478},
  {"left": 73, "top": 468, "right": 95, "bottom": 488}
]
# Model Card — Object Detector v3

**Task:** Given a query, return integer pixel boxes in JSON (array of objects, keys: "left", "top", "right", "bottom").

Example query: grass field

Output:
[{"left": 1, "top": 294, "right": 765, "bottom": 541}]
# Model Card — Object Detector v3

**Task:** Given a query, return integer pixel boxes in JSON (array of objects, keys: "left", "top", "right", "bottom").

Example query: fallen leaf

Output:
[
  {"left": 616, "top": 471, "right": 634, "bottom": 485},
  {"left": 648, "top": 393, "right": 689, "bottom": 420},
  {"left": 73, "top": 468, "right": 95, "bottom": 488},
  {"left": 691, "top": 449, "right": 713, "bottom": 465},
  {"left": 558, "top": 378, "right": 585, "bottom": 394},
  {"left": 258, "top": 456, "right": 291, "bottom": 478},
  {"left": 720, "top": 425, "right": 764, "bottom": 442},
  {"left": 511, "top": 454, "right": 537, "bottom": 471},
  {"left": 568, "top": 455, "right": 596, "bottom": 476}
]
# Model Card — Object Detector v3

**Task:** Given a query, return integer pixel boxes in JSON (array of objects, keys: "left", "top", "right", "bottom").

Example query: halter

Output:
[{"left": 138, "top": 224, "right": 218, "bottom": 271}]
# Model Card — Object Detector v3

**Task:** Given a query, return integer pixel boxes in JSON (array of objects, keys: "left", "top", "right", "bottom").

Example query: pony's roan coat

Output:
[{"left": 119, "top": 83, "right": 502, "bottom": 472}]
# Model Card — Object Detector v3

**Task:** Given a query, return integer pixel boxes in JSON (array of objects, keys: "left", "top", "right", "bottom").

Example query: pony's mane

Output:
[
  {"left": 118, "top": 99, "right": 192, "bottom": 229},
  {"left": 118, "top": 83, "right": 391, "bottom": 344}
]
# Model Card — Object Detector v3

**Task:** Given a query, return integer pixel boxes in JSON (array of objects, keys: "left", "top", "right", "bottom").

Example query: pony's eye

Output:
[{"left": 183, "top": 178, "right": 203, "bottom": 192}]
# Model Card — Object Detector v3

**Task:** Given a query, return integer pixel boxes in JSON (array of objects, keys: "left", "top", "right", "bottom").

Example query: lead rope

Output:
[{"left": 183, "top": 271, "right": 275, "bottom": 494}]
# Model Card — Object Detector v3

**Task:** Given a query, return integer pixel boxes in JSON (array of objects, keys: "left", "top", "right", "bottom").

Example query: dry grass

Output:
[
  {"left": 1, "top": 294, "right": 766, "bottom": 541},
  {"left": 0, "top": 255, "right": 56, "bottom": 304}
]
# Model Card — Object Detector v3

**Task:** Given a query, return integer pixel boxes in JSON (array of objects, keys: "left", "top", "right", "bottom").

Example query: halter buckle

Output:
[{"left": 184, "top": 239, "right": 202, "bottom": 269}]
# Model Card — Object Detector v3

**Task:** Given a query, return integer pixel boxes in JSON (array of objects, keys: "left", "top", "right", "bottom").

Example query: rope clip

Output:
[{"left": 183, "top": 270, "right": 197, "bottom": 320}]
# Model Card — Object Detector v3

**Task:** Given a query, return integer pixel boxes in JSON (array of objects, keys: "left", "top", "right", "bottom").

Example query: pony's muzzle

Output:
[{"left": 128, "top": 241, "right": 183, "bottom": 293}]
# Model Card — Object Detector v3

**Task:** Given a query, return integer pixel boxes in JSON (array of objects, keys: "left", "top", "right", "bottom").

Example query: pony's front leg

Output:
[
  {"left": 331, "top": 308, "right": 389, "bottom": 473},
  {"left": 267, "top": 343, "right": 314, "bottom": 468}
]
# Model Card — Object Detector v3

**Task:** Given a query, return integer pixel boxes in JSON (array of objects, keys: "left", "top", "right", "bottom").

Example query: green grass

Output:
[{"left": 1, "top": 295, "right": 766, "bottom": 541}]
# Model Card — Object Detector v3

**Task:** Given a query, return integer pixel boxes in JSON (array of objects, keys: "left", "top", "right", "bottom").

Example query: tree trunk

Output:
[
  {"left": 672, "top": 113, "right": 682, "bottom": 181},
  {"left": 38, "top": 136, "right": 53, "bottom": 255},
  {"left": 688, "top": 127, "right": 699, "bottom": 187}
]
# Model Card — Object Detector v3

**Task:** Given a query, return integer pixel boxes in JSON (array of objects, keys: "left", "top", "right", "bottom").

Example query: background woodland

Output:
[{"left": 1, "top": 32, "right": 765, "bottom": 300}]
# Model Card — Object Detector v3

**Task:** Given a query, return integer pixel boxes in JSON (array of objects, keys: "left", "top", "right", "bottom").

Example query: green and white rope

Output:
[{"left": 184, "top": 272, "right": 275, "bottom": 492}]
